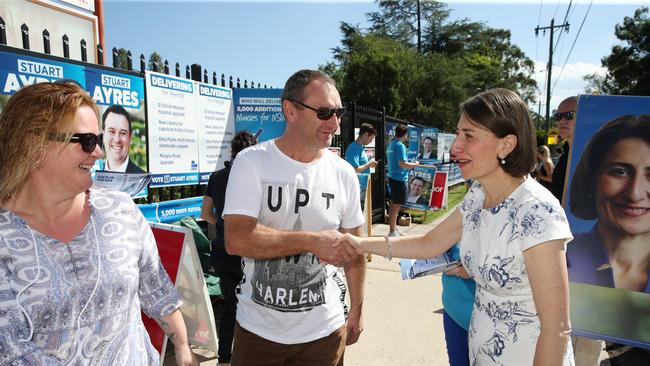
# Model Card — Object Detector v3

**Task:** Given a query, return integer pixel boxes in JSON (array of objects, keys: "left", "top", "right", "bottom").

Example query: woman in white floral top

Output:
[
  {"left": 342, "top": 88, "right": 574, "bottom": 365},
  {"left": 0, "top": 82, "right": 197, "bottom": 365}
]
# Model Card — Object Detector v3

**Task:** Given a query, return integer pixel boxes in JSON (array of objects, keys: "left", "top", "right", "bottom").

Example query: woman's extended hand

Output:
[{"left": 333, "top": 233, "right": 365, "bottom": 256}]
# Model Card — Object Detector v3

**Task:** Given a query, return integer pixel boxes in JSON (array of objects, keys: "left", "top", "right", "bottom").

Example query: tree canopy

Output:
[
  {"left": 322, "top": 0, "right": 538, "bottom": 130},
  {"left": 584, "top": 6, "right": 650, "bottom": 95}
]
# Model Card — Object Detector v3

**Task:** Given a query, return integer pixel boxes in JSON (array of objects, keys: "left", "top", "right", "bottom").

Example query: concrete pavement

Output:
[{"left": 343, "top": 220, "right": 450, "bottom": 366}]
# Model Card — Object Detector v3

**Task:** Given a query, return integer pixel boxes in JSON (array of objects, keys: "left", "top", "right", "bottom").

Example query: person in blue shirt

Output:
[
  {"left": 386, "top": 124, "right": 419, "bottom": 237},
  {"left": 344, "top": 123, "right": 378, "bottom": 209},
  {"left": 442, "top": 245, "right": 476, "bottom": 366}
]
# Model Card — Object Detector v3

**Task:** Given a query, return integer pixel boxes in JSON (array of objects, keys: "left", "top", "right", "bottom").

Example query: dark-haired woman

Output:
[{"left": 341, "top": 88, "right": 574, "bottom": 364}]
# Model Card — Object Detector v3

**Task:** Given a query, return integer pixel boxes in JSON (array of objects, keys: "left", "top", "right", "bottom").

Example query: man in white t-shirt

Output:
[{"left": 223, "top": 69, "right": 365, "bottom": 366}]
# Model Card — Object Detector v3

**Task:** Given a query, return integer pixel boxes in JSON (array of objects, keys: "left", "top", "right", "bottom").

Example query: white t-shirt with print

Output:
[{"left": 223, "top": 139, "right": 364, "bottom": 344}]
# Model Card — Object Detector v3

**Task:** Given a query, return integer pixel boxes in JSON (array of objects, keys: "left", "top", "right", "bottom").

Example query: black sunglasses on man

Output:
[
  {"left": 287, "top": 99, "right": 346, "bottom": 121},
  {"left": 552, "top": 111, "right": 575, "bottom": 122}
]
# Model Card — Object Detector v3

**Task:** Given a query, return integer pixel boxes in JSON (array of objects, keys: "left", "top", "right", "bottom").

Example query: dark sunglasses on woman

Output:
[
  {"left": 50, "top": 132, "right": 103, "bottom": 153},
  {"left": 287, "top": 99, "right": 346, "bottom": 120},
  {"left": 552, "top": 111, "right": 575, "bottom": 121}
]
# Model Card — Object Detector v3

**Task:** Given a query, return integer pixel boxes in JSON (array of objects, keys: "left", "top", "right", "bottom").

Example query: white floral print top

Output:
[
  {"left": 459, "top": 177, "right": 574, "bottom": 365},
  {"left": 0, "top": 188, "right": 181, "bottom": 365}
]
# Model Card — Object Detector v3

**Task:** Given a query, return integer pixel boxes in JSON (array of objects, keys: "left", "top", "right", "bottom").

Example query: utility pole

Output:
[
  {"left": 416, "top": 0, "right": 421, "bottom": 53},
  {"left": 535, "top": 19, "right": 569, "bottom": 131}
]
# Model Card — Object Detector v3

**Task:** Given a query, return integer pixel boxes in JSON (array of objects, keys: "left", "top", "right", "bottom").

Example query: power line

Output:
[
  {"left": 552, "top": 0, "right": 562, "bottom": 20},
  {"left": 553, "top": 0, "right": 573, "bottom": 55},
  {"left": 535, "top": 0, "right": 543, "bottom": 62},
  {"left": 552, "top": 0, "right": 594, "bottom": 93},
  {"left": 535, "top": 18, "right": 570, "bottom": 131}
]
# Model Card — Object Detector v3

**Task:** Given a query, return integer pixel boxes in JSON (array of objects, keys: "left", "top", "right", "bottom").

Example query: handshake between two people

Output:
[{"left": 312, "top": 231, "right": 365, "bottom": 267}]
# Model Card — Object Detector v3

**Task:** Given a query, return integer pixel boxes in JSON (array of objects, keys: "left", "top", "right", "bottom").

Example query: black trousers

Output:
[{"left": 215, "top": 264, "right": 243, "bottom": 363}]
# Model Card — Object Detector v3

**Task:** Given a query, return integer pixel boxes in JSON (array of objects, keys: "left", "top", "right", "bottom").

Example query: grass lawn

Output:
[{"left": 405, "top": 183, "right": 467, "bottom": 224}]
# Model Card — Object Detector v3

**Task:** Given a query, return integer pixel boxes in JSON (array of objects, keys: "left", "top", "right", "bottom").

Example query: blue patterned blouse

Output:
[
  {"left": 459, "top": 177, "right": 574, "bottom": 365},
  {"left": 0, "top": 188, "right": 181, "bottom": 365}
]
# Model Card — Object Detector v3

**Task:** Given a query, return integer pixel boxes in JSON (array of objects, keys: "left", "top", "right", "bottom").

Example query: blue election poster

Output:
[
  {"left": 0, "top": 49, "right": 85, "bottom": 113},
  {"left": 233, "top": 88, "right": 285, "bottom": 142},
  {"left": 563, "top": 94, "right": 650, "bottom": 348},
  {"left": 403, "top": 166, "right": 437, "bottom": 211},
  {"left": 407, "top": 127, "right": 421, "bottom": 162},
  {"left": 85, "top": 66, "right": 148, "bottom": 197},
  {"left": 417, "top": 128, "right": 438, "bottom": 162},
  {"left": 145, "top": 71, "right": 199, "bottom": 188},
  {"left": 0, "top": 48, "right": 149, "bottom": 198}
]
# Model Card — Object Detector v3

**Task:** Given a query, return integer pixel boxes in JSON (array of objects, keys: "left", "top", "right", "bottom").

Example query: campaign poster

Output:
[
  {"left": 145, "top": 71, "right": 199, "bottom": 188},
  {"left": 417, "top": 128, "right": 438, "bottom": 162},
  {"left": 233, "top": 88, "right": 285, "bottom": 142},
  {"left": 145, "top": 223, "right": 219, "bottom": 356},
  {"left": 563, "top": 94, "right": 650, "bottom": 348},
  {"left": 403, "top": 166, "right": 436, "bottom": 211},
  {"left": 196, "top": 83, "right": 234, "bottom": 184},
  {"left": 384, "top": 120, "right": 397, "bottom": 148},
  {"left": 437, "top": 132, "right": 463, "bottom": 185},
  {"left": 0, "top": 48, "right": 85, "bottom": 111},
  {"left": 437, "top": 133, "right": 456, "bottom": 162},
  {"left": 407, "top": 127, "right": 421, "bottom": 162},
  {"left": 429, "top": 171, "right": 448, "bottom": 210},
  {"left": 0, "top": 48, "right": 151, "bottom": 198},
  {"left": 86, "top": 66, "right": 148, "bottom": 197}
]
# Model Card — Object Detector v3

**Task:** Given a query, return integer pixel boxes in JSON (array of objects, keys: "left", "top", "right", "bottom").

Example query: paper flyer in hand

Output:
[{"left": 400, "top": 251, "right": 460, "bottom": 280}]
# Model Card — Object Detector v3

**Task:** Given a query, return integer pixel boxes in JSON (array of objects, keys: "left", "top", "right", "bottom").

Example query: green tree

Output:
[
  {"left": 148, "top": 52, "right": 164, "bottom": 71},
  {"left": 585, "top": 6, "right": 650, "bottom": 95},
  {"left": 325, "top": 24, "right": 469, "bottom": 130},
  {"left": 366, "top": 0, "right": 450, "bottom": 51},
  {"left": 115, "top": 48, "right": 129, "bottom": 69},
  {"left": 323, "top": 0, "right": 538, "bottom": 128}
]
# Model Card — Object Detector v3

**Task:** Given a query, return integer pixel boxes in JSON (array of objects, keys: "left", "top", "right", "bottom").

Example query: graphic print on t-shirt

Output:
[{"left": 251, "top": 180, "right": 339, "bottom": 312}]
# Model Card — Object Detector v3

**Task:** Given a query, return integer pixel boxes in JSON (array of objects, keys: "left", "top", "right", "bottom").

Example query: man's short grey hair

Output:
[{"left": 281, "top": 69, "right": 335, "bottom": 103}]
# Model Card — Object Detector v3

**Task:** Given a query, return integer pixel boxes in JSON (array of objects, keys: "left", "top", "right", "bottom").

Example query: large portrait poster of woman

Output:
[{"left": 564, "top": 94, "right": 650, "bottom": 348}]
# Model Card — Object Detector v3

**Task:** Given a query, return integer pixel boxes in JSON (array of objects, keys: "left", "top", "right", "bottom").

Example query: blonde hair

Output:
[
  {"left": 537, "top": 145, "right": 551, "bottom": 161},
  {"left": 0, "top": 82, "right": 97, "bottom": 204}
]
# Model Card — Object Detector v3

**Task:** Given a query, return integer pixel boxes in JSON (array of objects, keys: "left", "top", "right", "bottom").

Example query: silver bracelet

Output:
[{"left": 384, "top": 235, "right": 392, "bottom": 261}]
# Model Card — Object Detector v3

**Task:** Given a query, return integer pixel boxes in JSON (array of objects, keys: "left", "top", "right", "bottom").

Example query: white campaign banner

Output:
[
  {"left": 145, "top": 71, "right": 199, "bottom": 187},
  {"left": 196, "top": 83, "right": 235, "bottom": 183}
]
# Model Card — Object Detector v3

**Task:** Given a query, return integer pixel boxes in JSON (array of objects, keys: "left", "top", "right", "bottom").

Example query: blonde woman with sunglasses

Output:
[{"left": 0, "top": 82, "right": 197, "bottom": 365}]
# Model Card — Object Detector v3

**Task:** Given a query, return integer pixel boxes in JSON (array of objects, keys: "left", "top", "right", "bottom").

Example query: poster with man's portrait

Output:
[
  {"left": 403, "top": 166, "right": 436, "bottom": 211},
  {"left": 86, "top": 67, "right": 148, "bottom": 198},
  {"left": 564, "top": 94, "right": 650, "bottom": 348},
  {"left": 417, "top": 128, "right": 438, "bottom": 162}
]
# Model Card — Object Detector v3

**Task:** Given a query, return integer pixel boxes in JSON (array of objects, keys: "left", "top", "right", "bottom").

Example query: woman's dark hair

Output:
[
  {"left": 231, "top": 131, "right": 257, "bottom": 160},
  {"left": 570, "top": 114, "right": 650, "bottom": 220},
  {"left": 460, "top": 88, "right": 536, "bottom": 177}
]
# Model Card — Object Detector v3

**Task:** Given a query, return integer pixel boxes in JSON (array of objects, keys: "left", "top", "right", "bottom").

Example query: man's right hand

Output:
[
  {"left": 368, "top": 159, "right": 379, "bottom": 168},
  {"left": 313, "top": 230, "right": 359, "bottom": 266}
]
